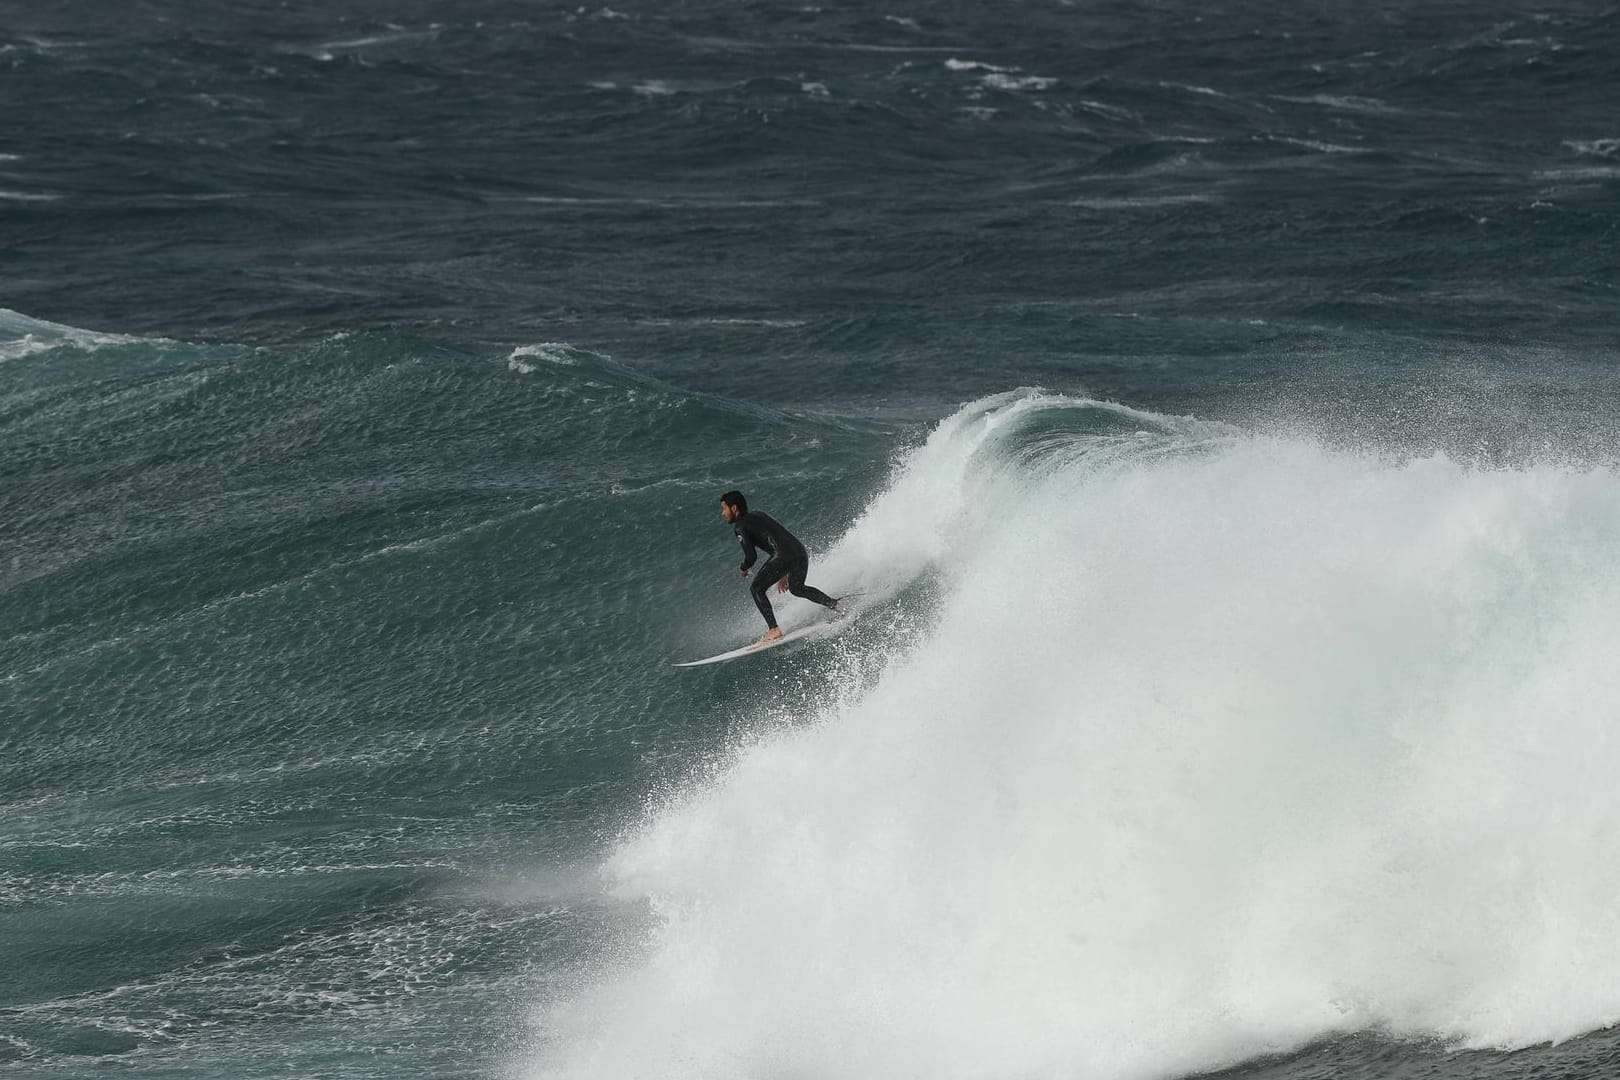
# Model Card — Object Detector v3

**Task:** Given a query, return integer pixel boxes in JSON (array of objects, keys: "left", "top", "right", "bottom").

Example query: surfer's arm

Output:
[{"left": 736, "top": 527, "right": 757, "bottom": 573}]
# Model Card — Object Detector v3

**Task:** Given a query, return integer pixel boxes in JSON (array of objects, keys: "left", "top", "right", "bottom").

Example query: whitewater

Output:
[
  {"left": 10, "top": 2, "right": 1620, "bottom": 1075},
  {"left": 535, "top": 391, "right": 1620, "bottom": 1079}
]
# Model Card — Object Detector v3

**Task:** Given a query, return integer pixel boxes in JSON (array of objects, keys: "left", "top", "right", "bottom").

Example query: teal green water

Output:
[
  {"left": 0, "top": 324, "right": 893, "bottom": 1073},
  {"left": 11, "top": 317, "right": 1620, "bottom": 1079},
  {"left": 9, "top": 1, "right": 1620, "bottom": 1076}
]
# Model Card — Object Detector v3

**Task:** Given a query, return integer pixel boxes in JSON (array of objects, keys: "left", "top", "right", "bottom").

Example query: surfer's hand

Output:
[
  {"left": 738, "top": 568, "right": 748, "bottom": 577},
  {"left": 776, "top": 578, "right": 789, "bottom": 593}
]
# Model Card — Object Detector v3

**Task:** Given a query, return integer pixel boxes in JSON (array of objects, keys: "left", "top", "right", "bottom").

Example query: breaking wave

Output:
[{"left": 536, "top": 390, "right": 1620, "bottom": 1079}]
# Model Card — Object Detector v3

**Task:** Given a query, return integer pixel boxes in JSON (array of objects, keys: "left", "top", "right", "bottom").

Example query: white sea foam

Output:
[
  {"left": 1564, "top": 138, "right": 1619, "bottom": 158},
  {"left": 945, "top": 58, "right": 1056, "bottom": 93},
  {"left": 507, "top": 343, "right": 578, "bottom": 373},
  {"left": 533, "top": 390, "right": 1620, "bottom": 1078},
  {"left": 1536, "top": 165, "right": 1620, "bottom": 181},
  {"left": 1069, "top": 193, "right": 1216, "bottom": 209},
  {"left": 1077, "top": 98, "right": 1139, "bottom": 122},
  {"left": 1272, "top": 135, "right": 1364, "bottom": 154},
  {"left": 983, "top": 72, "right": 1058, "bottom": 92},
  {"left": 944, "top": 58, "right": 1014, "bottom": 74},
  {"left": 1275, "top": 93, "right": 1402, "bottom": 115},
  {"left": 1159, "top": 80, "right": 1226, "bottom": 97},
  {"left": 311, "top": 29, "right": 439, "bottom": 53},
  {"left": 0, "top": 308, "right": 148, "bottom": 361}
]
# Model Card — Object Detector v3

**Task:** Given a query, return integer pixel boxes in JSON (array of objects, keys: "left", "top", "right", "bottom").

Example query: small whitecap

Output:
[
  {"left": 1272, "top": 136, "right": 1362, "bottom": 154},
  {"left": 508, "top": 343, "right": 579, "bottom": 373},
  {"left": 1564, "top": 138, "right": 1619, "bottom": 158},
  {"left": 945, "top": 58, "right": 1013, "bottom": 74},
  {"left": 1276, "top": 93, "right": 1400, "bottom": 114},
  {"left": 1158, "top": 80, "right": 1225, "bottom": 97},
  {"left": 1077, "top": 98, "right": 1137, "bottom": 121},
  {"left": 1536, "top": 165, "right": 1620, "bottom": 180},
  {"left": 983, "top": 72, "right": 1057, "bottom": 92}
]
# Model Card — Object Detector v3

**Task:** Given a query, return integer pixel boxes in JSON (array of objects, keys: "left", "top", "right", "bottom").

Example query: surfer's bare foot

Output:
[
  {"left": 757, "top": 627, "right": 783, "bottom": 645},
  {"left": 833, "top": 600, "right": 846, "bottom": 617}
]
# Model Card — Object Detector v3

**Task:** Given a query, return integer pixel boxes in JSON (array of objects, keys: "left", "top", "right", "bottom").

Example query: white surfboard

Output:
[
  {"left": 674, "top": 598, "right": 860, "bottom": 668},
  {"left": 672, "top": 621, "right": 835, "bottom": 668}
]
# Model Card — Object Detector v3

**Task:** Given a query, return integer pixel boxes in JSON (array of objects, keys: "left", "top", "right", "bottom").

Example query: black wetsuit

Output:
[{"left": 734, "top": 510, "right": 838, "bottom": 629}]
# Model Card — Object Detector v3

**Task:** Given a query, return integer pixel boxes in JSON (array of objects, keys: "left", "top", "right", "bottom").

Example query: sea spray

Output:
[{"left": 537, "top": 391, "right": 1620, "bottom": 1079}]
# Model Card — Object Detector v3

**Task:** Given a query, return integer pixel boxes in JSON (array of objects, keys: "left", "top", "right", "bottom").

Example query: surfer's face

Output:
[{"left": 721, "top": 500, "right": 735, "bottom": 523}]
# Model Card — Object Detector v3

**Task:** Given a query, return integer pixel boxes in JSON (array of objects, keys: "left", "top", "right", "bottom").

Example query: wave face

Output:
[
  {"left": 11, "top": 0, "right": 1620, "bottom": 1073},
  {"left": 9, "top": 313, "right": 1620, "bottom": 1080},
  {"left": 538, "top": 391, "right": 1620, "bottom": 1079}
]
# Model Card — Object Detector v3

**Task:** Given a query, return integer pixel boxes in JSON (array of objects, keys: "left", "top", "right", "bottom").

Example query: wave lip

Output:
[
  {"left": 0, "top": 308, "right": 156, "bottom": 361},
  {"left": 533, "top": 391, "right": 1620, "bottom": 1079}
]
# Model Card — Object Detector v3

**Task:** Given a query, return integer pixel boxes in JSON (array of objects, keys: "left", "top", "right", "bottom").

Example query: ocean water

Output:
[{"left": 5, "top": 1, "right": 1620, "bottom": 1077}]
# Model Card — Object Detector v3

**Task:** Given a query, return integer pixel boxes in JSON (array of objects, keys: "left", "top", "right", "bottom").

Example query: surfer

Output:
[{"left": 720, "top": 490, "right": 842, "bottom": 644}]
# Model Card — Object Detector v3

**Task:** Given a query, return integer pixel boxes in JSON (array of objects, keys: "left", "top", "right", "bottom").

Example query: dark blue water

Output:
[{"left": 6, "top": 2, "right": 1620, "bottom": 1077}]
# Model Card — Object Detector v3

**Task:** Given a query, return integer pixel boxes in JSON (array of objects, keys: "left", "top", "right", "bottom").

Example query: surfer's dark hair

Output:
[{"left": 721, "top": 490, "right": 748, "bottom": 515}]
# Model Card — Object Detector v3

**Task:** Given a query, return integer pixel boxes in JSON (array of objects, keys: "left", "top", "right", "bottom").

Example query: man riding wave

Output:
[{"left": 720, "top": 489, "right": 843, "bottom": 644}]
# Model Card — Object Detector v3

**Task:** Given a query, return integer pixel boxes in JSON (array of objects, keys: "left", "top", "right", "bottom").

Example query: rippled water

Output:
[{"left": 5, "top": 2, "right": 1620, "bottom": 1077}]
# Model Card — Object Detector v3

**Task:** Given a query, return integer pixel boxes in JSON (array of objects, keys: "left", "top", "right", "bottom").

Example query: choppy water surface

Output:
[{"left": 4, "top": 2, "right": 1620, "bottom": 1077}]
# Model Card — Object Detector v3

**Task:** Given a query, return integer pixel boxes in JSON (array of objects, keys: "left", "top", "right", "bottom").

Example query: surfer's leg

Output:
[
  {"left": 750, "top": 556, "right": 788, "bottom": 629},
  {"left": 785, "top": 555, "right": 837, "bottom": 609}
]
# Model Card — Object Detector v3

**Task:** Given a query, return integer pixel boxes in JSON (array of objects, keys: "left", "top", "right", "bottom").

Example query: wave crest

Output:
[{"left": 536, "top": 391, "right": 1620, "bottom": 1078}]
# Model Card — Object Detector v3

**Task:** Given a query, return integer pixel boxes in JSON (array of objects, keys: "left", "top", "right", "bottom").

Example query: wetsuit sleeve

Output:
[{"left": 735, "top": 523, "right": 757, "bottom": 572}]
